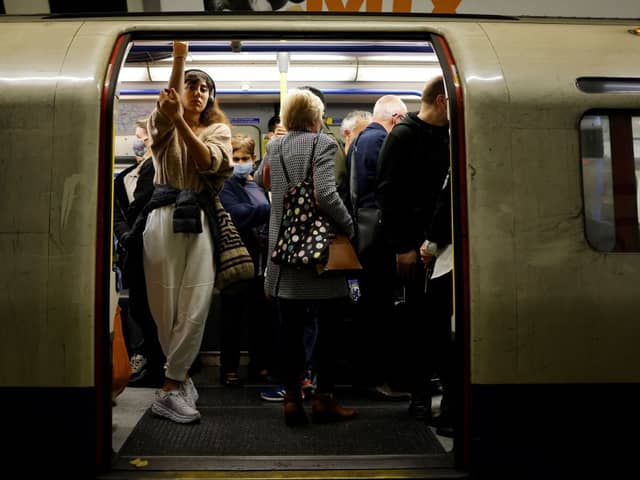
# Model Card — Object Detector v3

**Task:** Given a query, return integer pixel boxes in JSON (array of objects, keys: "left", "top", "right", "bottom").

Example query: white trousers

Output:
[{"left": 143, "top": 206, "right": 215, "bottom": 382}]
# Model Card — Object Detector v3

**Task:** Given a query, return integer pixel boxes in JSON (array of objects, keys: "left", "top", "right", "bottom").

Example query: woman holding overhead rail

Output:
[{"left": 140, "top": 40, "right": 233, "bottom": 424}]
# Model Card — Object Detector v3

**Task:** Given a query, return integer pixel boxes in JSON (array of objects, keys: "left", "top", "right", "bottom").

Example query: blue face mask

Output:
[
  {"left": 233, "top": 162, "right": 253, "bottom": 177},
  {"left": 132, "top": 138, "right": 146, "bottom": 157}
]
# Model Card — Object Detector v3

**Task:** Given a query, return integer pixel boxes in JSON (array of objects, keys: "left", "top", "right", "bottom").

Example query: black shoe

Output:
[
  {"left": 222, "top": 371, "right": 243, "bottom": 387},
  {"left": 408, "top": 399, "right": 431, "bottom": 420},
  {"left": 426, "top": 413, "right": 449, "bottom": 427},
  {"left": 430, "top": 377, "right": 444, "bottom": 395}
]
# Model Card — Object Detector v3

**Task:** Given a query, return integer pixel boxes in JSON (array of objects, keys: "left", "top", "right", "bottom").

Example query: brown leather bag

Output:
[
  {"left": 112, "top": 305, "right": 131, "bottom": 400},
  {"left": 316, "top": 234, "right": 362, "bottom": 275}
]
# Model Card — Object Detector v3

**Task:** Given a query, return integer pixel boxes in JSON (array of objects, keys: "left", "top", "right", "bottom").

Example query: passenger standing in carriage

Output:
[
  {"left": 346, "top": 95, "right": 408, "bottom": 396},
  {"left": 218, "top": 134, "right": 273, "bottom": 385},
  {"left": 255, "top": 121, "right": 320, "bottom": 402},
  {"left": 264, "top": 88, "right": 356, "bottom": 426},
  {"left": 419, "top": 170, "right": 454, "bottom": 437},
  {"left": 376, "top": 75, "right": 451, "bottom": 423},
  {"left": 340, "top": 110, "right": 372, "bottom": 155},
  {"left": 114, "top": 120, "right": 165, "bottom": 387},
  {"left": 260, "top": 85, "right": 346, "bottom": 401},
  {"left": 142, "top": 41, "right": 233, "bottom": 424}
]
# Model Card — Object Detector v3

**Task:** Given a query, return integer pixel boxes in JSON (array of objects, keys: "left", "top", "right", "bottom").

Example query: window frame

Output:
[{"left": 580, "top": 109, "right": 640, "bottom": 252}]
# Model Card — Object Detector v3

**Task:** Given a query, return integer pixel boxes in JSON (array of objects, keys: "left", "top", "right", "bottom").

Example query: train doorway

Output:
[{"left": 104, "top": 33, "right": 467, "bottom": 478}]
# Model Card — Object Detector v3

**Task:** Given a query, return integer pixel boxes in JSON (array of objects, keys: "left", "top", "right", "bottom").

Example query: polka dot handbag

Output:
[{"left": 271, "top": 136, "right": 332, "bottom": 268}]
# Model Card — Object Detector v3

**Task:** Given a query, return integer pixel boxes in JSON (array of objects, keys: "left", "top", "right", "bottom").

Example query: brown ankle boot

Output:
[
  {"left": 311, "top": 393, "right": 357, "bottom": 424},
  {"left": 284, "top": 391, "right": 308, "bottom": 426}
]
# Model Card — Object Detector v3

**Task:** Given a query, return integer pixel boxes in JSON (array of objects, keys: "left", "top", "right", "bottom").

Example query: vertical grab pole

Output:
[{"left": 277, "top": 51, "right": 289, "bottom": 107}]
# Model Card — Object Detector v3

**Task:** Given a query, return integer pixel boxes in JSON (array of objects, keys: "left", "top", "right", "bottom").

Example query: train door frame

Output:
[
  {"left": 97, "top": 28, "right": 471, "bottom": 475},
  {"left": 431, "top": 34, "right": 471, "bottom": 469},
  {"left": 97, "top": 33, "right": 133, "bottom": 471}
]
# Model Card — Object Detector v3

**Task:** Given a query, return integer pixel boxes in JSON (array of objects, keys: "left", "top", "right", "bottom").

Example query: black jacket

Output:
[
  {"left": 428, "top": 171, "right": 451, "bottom": 247},
  {"left": 113, "top": 158, "right": 155, "bottom": 289},
  {"left": 375, "top": 112, "right": 449, "bottom": 254},
  {"left": 114, "top": 158, "right": 155, "bottom": 240}
]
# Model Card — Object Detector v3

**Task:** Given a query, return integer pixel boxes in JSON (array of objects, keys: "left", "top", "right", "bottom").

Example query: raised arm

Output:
[{"left": 169, "top": 41, "right": 187, "bottom": 94}]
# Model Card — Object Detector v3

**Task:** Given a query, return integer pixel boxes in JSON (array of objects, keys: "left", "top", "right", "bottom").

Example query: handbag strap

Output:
[
  {"left": 274, "top": 133, "right": 320, "bottom": 298},
  {"left": 279, "top": 133, "right": 320, "bottom": 187},
  {"left": 349, "top": 136, "right": 360, "bottom": 212},
  {"left": 349, "top": 133, "right": 366, "bottom": 223}
]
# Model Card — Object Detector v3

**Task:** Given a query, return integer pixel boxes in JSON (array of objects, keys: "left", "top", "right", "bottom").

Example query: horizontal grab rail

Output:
[{"left": 119, "top": 88, "right": 422, "bottom": 96}]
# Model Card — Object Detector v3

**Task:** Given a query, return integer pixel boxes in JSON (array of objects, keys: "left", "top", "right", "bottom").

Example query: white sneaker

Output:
[
  {"left": 151, "top": 389, "right": 201, "bottom": 424},
  {"left": 181, "top": 377, "right": 199, "bottom": 409}
]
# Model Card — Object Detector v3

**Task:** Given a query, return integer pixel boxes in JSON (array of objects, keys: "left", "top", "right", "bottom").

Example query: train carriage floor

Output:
[{"left": 109, "top": 364, "right": 456, "bottom": 477}]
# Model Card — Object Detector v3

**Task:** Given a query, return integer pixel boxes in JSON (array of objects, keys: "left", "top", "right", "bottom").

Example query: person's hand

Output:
[
  {"left": 173, "top": 40, "right": 188, "bottom": 59},
  {"left": 396, "top": 250, "right": 419, "bottom": 282},
  {"left": 157, "top": 87, "right": 183, "bottom": 121}
]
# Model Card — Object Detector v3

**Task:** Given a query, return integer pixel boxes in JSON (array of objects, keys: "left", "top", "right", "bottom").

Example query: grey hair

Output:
[{"left": 340, "top": 110, "right": 373, "bottom": 135}]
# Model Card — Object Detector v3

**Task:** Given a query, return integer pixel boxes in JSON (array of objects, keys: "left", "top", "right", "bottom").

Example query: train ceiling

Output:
[{"left": 118, "top": 40, "right": 441, "bottom": 104}]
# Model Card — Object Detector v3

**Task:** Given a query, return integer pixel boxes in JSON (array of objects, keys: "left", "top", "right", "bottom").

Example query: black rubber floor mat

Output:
[{"left": 118, "top": 387, "right": 445, "bottom": 456}]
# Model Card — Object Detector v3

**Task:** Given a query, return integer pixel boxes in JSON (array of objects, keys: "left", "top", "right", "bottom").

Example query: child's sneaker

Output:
[{"left": 260, "top": 386, "right": 286, "bottom": 402}]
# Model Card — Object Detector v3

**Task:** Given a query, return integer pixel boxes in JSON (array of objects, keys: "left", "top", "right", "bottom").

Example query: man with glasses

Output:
[
  {"left": 346, "top": 95, "right": 409, "bottom": 398},
  {"left": 375, "top": 76, "right": 452, "bottom": 432},
  {"left": 348, "top": 95, "right": 407, "bottom": 214}
]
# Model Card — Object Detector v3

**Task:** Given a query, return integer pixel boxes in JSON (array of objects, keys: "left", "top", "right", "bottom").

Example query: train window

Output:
[
  {"left": 580, "top": 112, "right": 640, "bottom": 251},
  {"left": 581, "top": 115, "right": 615, "bottom": 251},
  {"left": 635, "top": 115, "right": 640, "bottom": 241}
]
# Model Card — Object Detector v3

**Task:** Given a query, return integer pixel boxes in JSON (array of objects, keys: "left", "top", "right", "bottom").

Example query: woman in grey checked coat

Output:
[{"left": 262, "top": 88, "right": 357, "bottom": 426}]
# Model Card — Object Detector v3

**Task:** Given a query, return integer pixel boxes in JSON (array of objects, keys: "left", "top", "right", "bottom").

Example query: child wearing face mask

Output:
[{"left": 218, "top": 135, "right": 274, "bottom": 386}]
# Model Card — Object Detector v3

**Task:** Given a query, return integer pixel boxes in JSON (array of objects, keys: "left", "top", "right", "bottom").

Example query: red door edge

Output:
[{"left": 431, "top": 33, "right": 472, "bottom": 470}]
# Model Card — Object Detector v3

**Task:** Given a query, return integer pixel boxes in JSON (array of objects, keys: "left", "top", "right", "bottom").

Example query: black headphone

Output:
[{"left": 184, "top": 69, "right": 216, "bottom": 108}]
